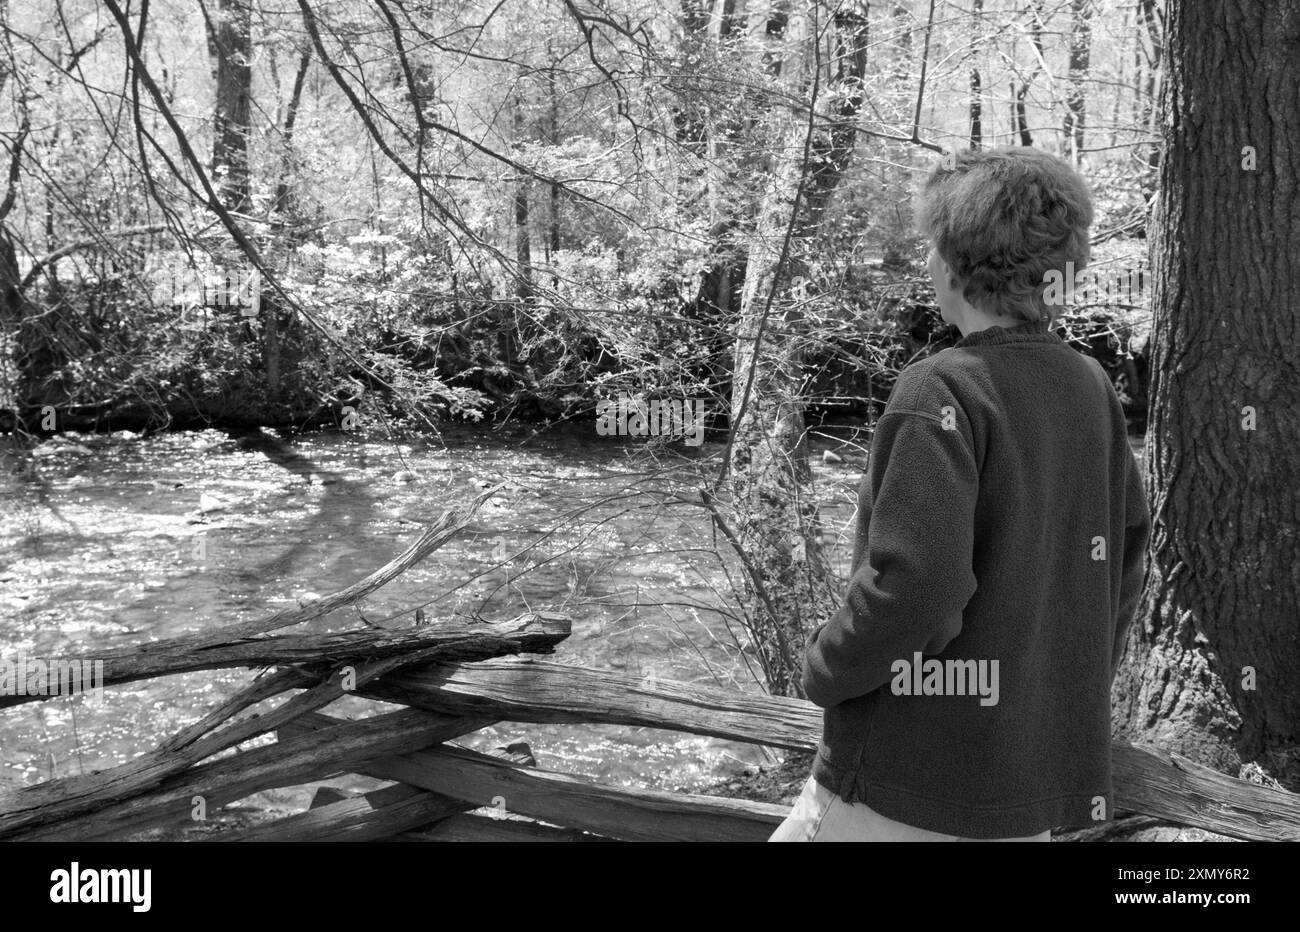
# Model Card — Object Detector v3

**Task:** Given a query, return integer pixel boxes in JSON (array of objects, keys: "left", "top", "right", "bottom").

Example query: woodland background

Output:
[{"left": 2, "top": 0, "right": 1297, "bottom": 801}]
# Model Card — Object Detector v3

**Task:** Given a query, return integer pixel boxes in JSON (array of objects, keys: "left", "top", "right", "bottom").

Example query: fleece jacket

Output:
[{"left": 802, "top": 316, "right": 1151, "bottom": 838}]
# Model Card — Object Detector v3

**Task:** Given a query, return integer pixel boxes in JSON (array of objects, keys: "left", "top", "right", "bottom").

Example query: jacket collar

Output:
[{"left": 953, "top": 316, "right": 1062, "bottom": 348}]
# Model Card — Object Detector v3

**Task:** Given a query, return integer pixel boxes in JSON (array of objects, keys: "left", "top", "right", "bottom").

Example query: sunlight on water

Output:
[{"left": 0, "top": 424, "right": 864, "bottom": 812}]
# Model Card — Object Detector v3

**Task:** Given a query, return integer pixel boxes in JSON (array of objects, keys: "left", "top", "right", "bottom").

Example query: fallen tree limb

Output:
[
  {"left": 212, "top": 783, "right": 469, "bottom": 843},
  {"left": 0, "top": 499, "right": 506, "bottom": 711},
  {"left": 1111, "top": 742, "right": 1300, "bottom": 843},
  {"left": 282, "top": 712, "right": 787, "bottom": 842},
  {"left": 213, "top": 743, "right": 541, "bottom": 842},
  {"left": 187, "top": 502, "right": 486, "bottom": 646},
  {"left": 0, "top": 616, "right": 565, "bottom": 835},
  {"left": 359, "top": 659, "right": 1300, "bottom": 842},
  {"left": 358, "top": 657, "right": 815, "bottom": 750},
  {"left": 0, "top": 612, "right": 570, "bottom": 711},
  {"left": 2, "top": 709, "right": 492, "bottom": 841}
]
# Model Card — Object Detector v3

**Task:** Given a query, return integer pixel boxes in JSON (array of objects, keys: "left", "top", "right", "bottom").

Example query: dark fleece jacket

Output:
[{"left": 802, "top": 316, "right": 1151, "bottom": 838}]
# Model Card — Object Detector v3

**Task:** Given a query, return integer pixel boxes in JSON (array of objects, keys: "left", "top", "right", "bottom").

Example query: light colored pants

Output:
[{"left": 768, "top": 775, "right": 1051, "bottom": 842}]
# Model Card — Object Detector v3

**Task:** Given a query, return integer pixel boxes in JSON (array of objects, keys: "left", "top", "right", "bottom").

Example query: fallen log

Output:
[
  {"left": 211, "top": 783, "right": 469, "bottom": 843},
  {"left": 212, "top": 743, "right": 543, "bottom": 842},
  {"left": 360, "top": 659, "right": 1300, "bottom": 842},
  {"left": 0, "top": 613, "right": 570, "bottom": 711},
  {"left": 282, "top": 712, "right": 787, "bottom": 842},
  {"left": 0, "top": 618, "right": 567, "bottom": 835},
  {"left": 2, "top": 709, "right": 492, "bottom": 841},
  {"left": 359, "top": 657, "right": 815, "bottom": 750},
  {"left": 1111, "top": 742, "right": 1300, "bottom": 843}
]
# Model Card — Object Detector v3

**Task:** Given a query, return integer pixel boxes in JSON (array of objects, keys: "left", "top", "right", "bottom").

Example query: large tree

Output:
[{"left": 1112, "top": 0, "right": 1300, "bottom": 789}]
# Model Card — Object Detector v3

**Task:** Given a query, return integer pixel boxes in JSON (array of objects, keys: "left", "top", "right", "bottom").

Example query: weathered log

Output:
[
  {"left": 0, "top": 621, "right": 564, "bottom": 835},
  {"left": 0, "top": 613, "right": 569, "bottom": 711},
  {"left": 211, "top": 783, "right": 469, "bottom": 843},
  {"left": 2, "top": 710, "right": 492, "bottom": 841},
  {"left": 1111, "top": 742, "right": 1300, "bottom": 843},
  {"left": 360, "top": 659, "right": 1300, "bottom": 841},
  {"left": 213, "top": 743, "right": 542, "bottom": 842},
  {"left": 359, "top": 657, "right": 814, "bottom": 750},
  {"left": 281, "top": 713, "right": 787, "bottom": 842}
]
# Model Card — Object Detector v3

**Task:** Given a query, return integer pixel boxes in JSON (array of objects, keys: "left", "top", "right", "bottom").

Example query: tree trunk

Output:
[
  {"left": 264, "top": 51, "right": 311, "bottom": 412},
  {"left": 1112, "top": 0, "right": 1300, "bottom": 790},
  {"left": 500, "top": 85, "right": 532, "bottom": 366},
  {"left": 0, "top": 111, "right": 47, "bottom": 420},
  {"left": 724, "top": 0, "right": 867, "bottom": 697},
  {"left": 273, "top": 50, "right": 311, "bottom": 220},
  {"left": 513, "top": 91, "right": 533, "bottom": 305},
  {"left": 209, "top": 0, "right": 252, "bottom": 212},
  {"left": 1110, "top": 3, "right": 1128, "bottom": 149},
  {"left": 1063, "top": 0, "right": 1092, "bottom": 163},
  {"left": 1137, "top": 0, "right": 1164, "bottom": 176},
  {"left": 678, "top": 0, "right": 746, "bottom": 403},
  {"left": 546, "top": 41, "right": 561, "bottom": 270},
  {"left": 970, "top": 0, "right": 984, "bottom": 146}
]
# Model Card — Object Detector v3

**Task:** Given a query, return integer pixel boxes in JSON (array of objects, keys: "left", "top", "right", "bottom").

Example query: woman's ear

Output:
[
  {"left": 940, "top": 260, "right": 962, "bottom": 294},
  {"left": 933, "top": 252, "right": 961, "bottom": 292}
]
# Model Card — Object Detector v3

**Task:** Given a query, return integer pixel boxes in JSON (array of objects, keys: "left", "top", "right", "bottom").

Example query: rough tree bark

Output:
[{"left": 1112, "top": 0, "right": 1300, "bottom": 789}]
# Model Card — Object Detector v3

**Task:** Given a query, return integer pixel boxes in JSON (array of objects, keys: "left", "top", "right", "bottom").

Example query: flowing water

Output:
[{"left": 0, "top": 423, "right": 866, "bottom": 822}]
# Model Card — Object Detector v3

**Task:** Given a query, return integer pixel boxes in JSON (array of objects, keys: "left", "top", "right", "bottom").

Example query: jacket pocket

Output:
[{"left": 819, "top": 690, "right": 877, "bottom": 772}]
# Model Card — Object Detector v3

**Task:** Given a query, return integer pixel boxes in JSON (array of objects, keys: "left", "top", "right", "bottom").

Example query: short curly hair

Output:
[{"left": 915, "top": 146, "right": 1094, "bottom": 323}]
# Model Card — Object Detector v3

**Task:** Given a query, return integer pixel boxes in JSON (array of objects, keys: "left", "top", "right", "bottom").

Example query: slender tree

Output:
[
  {"left": 204, "top": 0, "right": 253, "bottom": 212},
  {"left": 722, "top": 0, "right": 871, "bottom": 697},
  {"left": 1136, "top": 0, "right": 1164, "bottom": 175},
  {"left": 1063, "top": 0, "right": 1093, "bottom": 163}
]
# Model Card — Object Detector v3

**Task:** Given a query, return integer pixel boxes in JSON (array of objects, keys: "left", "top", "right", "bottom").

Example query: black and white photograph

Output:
[{"left": 0, "top": 0, "right": 1294, "bottom": 908}]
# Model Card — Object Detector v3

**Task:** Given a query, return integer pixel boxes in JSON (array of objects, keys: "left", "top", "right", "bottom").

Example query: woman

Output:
[{"left": 770, "top": 147, "right": 1150, "bottom": 842}]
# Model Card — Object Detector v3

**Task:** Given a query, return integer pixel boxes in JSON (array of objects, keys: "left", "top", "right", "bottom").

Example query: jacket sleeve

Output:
[
  {"left": 1111, "top": 442, "right": 1151, "bottom": 680},
  {"left": 801, "top": 408, "right": 980, "bottom": 708}
]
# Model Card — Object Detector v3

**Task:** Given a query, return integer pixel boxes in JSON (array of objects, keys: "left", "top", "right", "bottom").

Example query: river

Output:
[{"left": 0, "top": 422, "right": 869, "bottom": 822}]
